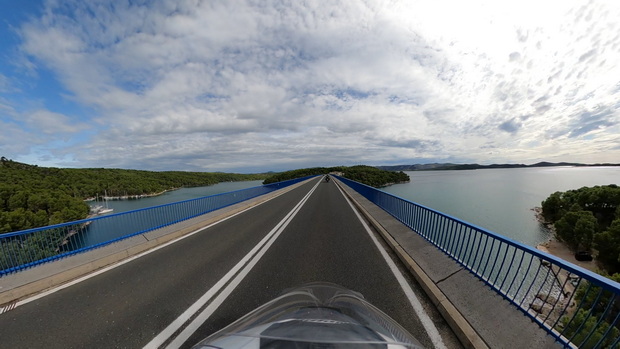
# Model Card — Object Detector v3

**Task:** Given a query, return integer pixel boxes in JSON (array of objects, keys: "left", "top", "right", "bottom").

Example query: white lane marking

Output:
[
  {"left": 4, "top": 181, "right": 308, "bottom": 313},
  {"left": 335, "top": 183, "right": 448, "bottom": 349},
  {"left": 145, "top": 178, "right": 322, "bottom": 349}
]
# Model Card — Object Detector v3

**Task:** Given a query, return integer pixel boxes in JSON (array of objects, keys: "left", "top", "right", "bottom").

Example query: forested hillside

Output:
[
  {"left": 263, "top": 165, "right": 409, "bottom": 187},
  {"left": 541, "top": 185, "right": 620, "bottom": 346},
  {"left": 0, "top": 158, "right": 267, "bottom": 233},
  {"left": 1, "top": 159, "right": 408, "bottom": 234},
  {"left": 541, "top": 184, "right": 620, "bottom": 273}
]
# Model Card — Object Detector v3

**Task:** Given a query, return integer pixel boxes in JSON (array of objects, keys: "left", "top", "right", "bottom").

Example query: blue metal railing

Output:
[
  {"left": 0, "top": 176, "right": 313, "bottom": 276},
  {"left": 336, "top": 176, "right": 620, "bottom": 348}
]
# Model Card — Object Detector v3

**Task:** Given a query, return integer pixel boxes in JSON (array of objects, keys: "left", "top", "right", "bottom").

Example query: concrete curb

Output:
[
  {"left": 334, "top": 179, "right": 489, "bottom": 349},
  {"left": 0, "top": 180, "right": 310, "bottom": 309}
]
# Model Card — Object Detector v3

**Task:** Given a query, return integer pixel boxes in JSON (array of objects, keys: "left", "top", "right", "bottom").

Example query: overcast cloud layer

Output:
[{"left": 1, "top": 0, "right": 619, "bottom": 172}]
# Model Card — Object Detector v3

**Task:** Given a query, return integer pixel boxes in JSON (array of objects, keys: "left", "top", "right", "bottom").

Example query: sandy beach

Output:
[
  {"left": 536, "top": 238, "right": 599, "bottom": 273},
  {"left": 532, "top": 206, "right": 599, "bottom": 273},
  {"left": 530, "top": 209, "right": 603, "bottom": 323}
]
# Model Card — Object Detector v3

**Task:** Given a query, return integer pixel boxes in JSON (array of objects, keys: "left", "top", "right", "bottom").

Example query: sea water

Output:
[{"left": 380, "top": 167, "right": 619, "bottom": 247}]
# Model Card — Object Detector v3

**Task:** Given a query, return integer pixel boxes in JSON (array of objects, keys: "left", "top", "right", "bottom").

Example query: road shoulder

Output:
[{"left": 335, "top": 178, "right": 561, "bottom": 349}]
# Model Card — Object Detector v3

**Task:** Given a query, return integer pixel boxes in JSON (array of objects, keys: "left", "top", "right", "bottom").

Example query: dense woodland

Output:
[
  {"left": 262, "top": 165, "right": 409, "bottom": 187},
  {"left": 0, "top": 158, "right": 267, "bottom": 233},
  {"left": 1, "top": 159, "right": 407, "bottom": 234},
  {"left": 559, "top": 272, "right": 620, "bottom": 347},
  {"left": 541, "top": 185, "right": 620, "bottom": 344},
  {"left": 541, "top": 184, "right": 620, "bottom": 273}
]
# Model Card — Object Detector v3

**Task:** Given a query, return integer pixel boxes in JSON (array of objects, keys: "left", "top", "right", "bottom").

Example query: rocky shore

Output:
[{"left": 530, "top": 207, "right": 601, "bottom": 324}]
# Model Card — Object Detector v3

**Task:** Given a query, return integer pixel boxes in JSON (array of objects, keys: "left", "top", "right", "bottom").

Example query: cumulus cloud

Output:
[
  {"left": 0, "top": 74, "right": 11, "bottom": 93},
  {"left": 499, "top": 119, "right": 521, "bottom": 134},
  {"left": 25, "top": 110, "right": 90, "bottom": 135},
  {"left": 4, "top": 0, "right": 620, "bottom": 171}
]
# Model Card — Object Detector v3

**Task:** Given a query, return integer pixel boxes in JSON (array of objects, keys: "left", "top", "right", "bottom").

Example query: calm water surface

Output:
[
  {"left": 381, "top": 167, "right": 620, "bottom": 247},
  {"left": 89, "top": 169, "right": 620, "bottom": 248},
  {"left": 91, "top": 180, "right": 265, "bottom": 214},
  {"left": 79, "top": 180, "right": 265, "bottom": 246}
]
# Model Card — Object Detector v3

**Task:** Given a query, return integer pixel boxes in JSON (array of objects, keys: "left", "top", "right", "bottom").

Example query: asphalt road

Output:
[{"left": 0, "top": 177, "right": 461, "bottom": 348}]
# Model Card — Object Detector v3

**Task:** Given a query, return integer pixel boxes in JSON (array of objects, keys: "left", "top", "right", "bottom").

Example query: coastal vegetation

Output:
[
  {"left": 262, "top": 165, "right": 409, "bottom": 187},
  {"left": 0, "top": 157, "right": 267, "bottom": 233},
  {"left": 540, "top": 184, "right": 620, "bottom": 273},
  {"left": 541, "top": 185, "right": 620, "bottom": 346},
  {"left": 558, "top": 272, "right": 620, "bottom": 348},
  {"left": 1, "top": 159, "right": 407, "bottom": 234}
]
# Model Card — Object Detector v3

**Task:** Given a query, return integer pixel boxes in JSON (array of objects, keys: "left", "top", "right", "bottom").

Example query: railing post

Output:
[
  {"left": 334, "top": 175, "right": 620, "bottom": 347},
  {"left": 0, "top": 175, "right": 316, "bottom": 276}
]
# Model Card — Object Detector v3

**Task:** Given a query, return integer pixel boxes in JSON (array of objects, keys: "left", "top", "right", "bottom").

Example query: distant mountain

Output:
[{"left": 377, "top": 162, "right": 620, "bottom": 171}]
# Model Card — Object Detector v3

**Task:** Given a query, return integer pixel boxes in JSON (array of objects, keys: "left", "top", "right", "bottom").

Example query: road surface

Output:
[{"left": 0, "top": 177, "right": 461, "bottom": 348}]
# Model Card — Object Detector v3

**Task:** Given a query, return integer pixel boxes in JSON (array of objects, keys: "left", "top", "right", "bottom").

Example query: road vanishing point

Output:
[{"left": 0, "top": 177, "right": 466, "bottom": 348}]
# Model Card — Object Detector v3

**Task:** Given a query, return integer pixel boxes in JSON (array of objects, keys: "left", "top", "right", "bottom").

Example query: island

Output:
[
  {"left": 262, "top": 165, "right": 410, "bottom": 188},
  {"left": 1, "top": 159, "right": 409, "bottom": 234},
  {"left": 0, "top": 157, "right": 268, "bottom": 234},
  {"left": 378, "top": 161, "right": 620, "bottom": 172}
]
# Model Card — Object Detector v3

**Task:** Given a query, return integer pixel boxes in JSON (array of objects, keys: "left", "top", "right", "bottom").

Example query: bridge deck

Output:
[
  {"left": 338, "top": 180, "right": 561, "bottom": 349},
  {"left": 0, "top": 177, "right": 465, "bottom": 348}
]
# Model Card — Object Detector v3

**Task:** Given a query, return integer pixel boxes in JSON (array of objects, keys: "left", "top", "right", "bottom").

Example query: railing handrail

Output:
[
  {"left": 0, "top": 176, "right": 315, "bottom": 276},
  {"left": 336, "top": 175, "right": 620, "bottom": 348},
  {"left": 0, "top": 181, "right": 287, "bottom": 238},
  {"left": 337, "top": 176, "right": 620, "bottom": 293},
  {"left": 0, "top": 178, "right": 307, "bottom": 239}
]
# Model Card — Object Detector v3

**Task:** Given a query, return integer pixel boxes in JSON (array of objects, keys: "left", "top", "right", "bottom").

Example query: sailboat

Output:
[{"left": 90, "top": 190, "right": 114, "bottom": 215}]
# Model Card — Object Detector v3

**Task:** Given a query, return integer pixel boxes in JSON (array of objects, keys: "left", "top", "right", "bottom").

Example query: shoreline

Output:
[
  {"left": 533, "top": 206, "right": 599, "bottom": 274},
  {"left": 531, "top": 206, "right": 601, "bottom": 323},
  {"left": 84, "top": 188, "right": 179, "bottom": 202},
  {"left": 536, "top": 238, "right": 598, "bottom": 273}
]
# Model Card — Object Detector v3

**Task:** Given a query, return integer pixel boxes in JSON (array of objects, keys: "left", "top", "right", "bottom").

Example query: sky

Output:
[{"left": 1, "top": 0, "right": 619, "bottom": 173}]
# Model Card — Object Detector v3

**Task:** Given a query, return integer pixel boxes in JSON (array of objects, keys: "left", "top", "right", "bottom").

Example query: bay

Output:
[
  {"left": 90, "top": 180, "right": 265, "bottom": 214},
  {"left": 381, "top": 167, "right": 620, "bottom": 247},
  {"left": 76, "top": 180, "right": 265, "bottom": 247}
]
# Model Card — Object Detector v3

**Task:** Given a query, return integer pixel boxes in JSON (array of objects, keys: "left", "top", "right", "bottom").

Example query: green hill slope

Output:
[
  {"left": 0, "top": 158, "right": 266, "bottom": 233},
  {"left": 263, "top": 165, "right": 409, "bottom": 188}
]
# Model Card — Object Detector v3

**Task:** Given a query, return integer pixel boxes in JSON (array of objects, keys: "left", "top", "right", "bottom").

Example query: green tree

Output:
[
  {"left": 554, "top": 210, "right": 598, "bottom": 251},
  {"left": 7, "top": 190, "right": 29, "bottom": 211},
  {"left": 594, "top": 219, "right": 620, "bottom": 273},
  {"left": 541, "top": 191, "right": 565, "bottom": 222},
  {"left": 542, "top": 185, "right": 620, "bottom": 274},
  {"left": 261, "top": 165, "right": 410, "bottom": 188},
  {"left": 561, "top": 308, "right": 620, "bottom": 348},
  {"left": 0, "top": 158, "right": 267, "bottom": 233},
  {"left": 559, "top": 273, "right": 620, "bottom": 348}
]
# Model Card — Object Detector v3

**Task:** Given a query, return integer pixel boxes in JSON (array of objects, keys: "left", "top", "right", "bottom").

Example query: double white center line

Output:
[{"left": 144, "top": 178, "right": 321, "bottom": 349}]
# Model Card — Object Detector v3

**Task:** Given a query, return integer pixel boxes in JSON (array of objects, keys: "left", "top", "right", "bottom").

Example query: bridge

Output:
[{"left": 1, "top": 176, "right": 619, "bottom": 348}]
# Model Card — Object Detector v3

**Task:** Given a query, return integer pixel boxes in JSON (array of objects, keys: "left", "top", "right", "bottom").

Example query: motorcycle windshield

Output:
[{"left": 192, "top": 282, "right": 425, "bottom": 349}]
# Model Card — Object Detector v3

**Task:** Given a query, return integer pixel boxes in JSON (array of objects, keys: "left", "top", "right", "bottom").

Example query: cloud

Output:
[
  {"left": 508, "top": 52, "right": 521, "bottom": 62},
  {"left": 24, "top": 110, "right": 90, "bottom": 135},
  {"left": 567, "top": 107, "right": 618, "bottom": 138},
  {"left": 3, "top": 0, "right": 620, "bottom": 171},
  {"left": 0, "top": 118, "right": 45, "bottom": 155},
  {"left": 499, "top": 118, "right": 521, "bottom": 134},
  {"left": 0, "top": 74, "right": 11, "bottom": 93},
  {"left": 578, "top": 49, "right": 597, "bottom": 63}
]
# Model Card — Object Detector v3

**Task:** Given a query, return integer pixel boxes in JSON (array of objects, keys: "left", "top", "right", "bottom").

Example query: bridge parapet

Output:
[
  {"left": 0, "top": 176, "right": 314, "bottom": 277},
  {"left": 336, "top": 175, "right": 620, "bottom": 348}
]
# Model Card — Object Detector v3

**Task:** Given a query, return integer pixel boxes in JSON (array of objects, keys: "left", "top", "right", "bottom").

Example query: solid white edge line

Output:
[
  {"left": 8, "top": 182, "right": 301, "bottom": 311},
  {"left": 335, "top": 183, "right": 448, "bottom": 349},
  {"left": 147, "top": 178, "right": 322, "bottom": 349}
]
